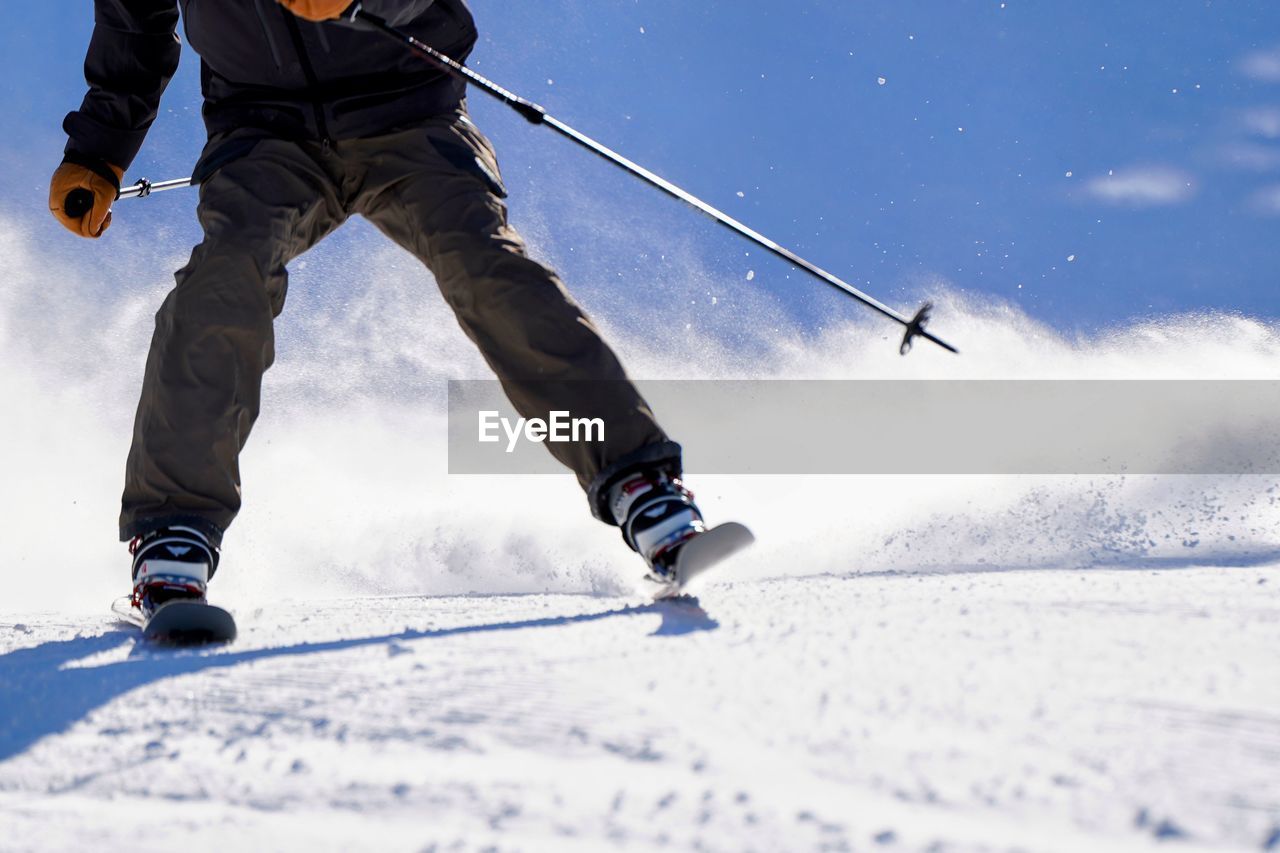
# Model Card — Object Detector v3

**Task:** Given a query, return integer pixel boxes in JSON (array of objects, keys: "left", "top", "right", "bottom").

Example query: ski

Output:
[
  {"left": 111, "top": 596, "right": 237, "bottom": 645},
  {"left": 648, "top": 522, "right": 755, "bottom": 600}
]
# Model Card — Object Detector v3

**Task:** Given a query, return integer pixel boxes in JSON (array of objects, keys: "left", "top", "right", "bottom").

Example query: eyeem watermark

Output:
[
  {"left": 451, "top": 379, "right": 1280, "bottom": 474},
  {"left": 478, "top": 410, "right": 605, "bottom": 453}
]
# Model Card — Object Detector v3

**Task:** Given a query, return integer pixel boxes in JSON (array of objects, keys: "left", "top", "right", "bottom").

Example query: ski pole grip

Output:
[{"left": 64, "top": 189, "right": 95, "bottom": 219}]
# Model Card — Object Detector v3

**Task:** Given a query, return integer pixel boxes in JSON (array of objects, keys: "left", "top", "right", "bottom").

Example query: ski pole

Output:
[
  {"left": 116, "top": 176, "right": 193, "bottom": 200},
  {"left": 92, "top": 7, "right": 959, "bottom": 355},
  {"left": 63, "top": 176, "right": 194, "bottom": 220},
  {"left": 345, "top": 4, "right": 957, "bottom": 355}
]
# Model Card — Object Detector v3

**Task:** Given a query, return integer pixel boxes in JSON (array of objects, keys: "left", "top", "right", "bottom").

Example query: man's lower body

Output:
[{"left": 120, "top": 111, "right": 699, "bottom": 602}]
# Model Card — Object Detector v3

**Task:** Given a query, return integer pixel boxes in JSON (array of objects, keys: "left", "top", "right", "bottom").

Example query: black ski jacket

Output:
[{"left": 65, "top": 0, "right": 477, "bottom": 170}]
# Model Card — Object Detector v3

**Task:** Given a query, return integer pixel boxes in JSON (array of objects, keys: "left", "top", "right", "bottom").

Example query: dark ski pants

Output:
[{"left": 120, "top": 111, "right": 675, "bottom": 547}]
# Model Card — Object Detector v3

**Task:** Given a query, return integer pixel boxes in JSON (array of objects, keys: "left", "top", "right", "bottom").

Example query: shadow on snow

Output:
[{"left": 0, "top": 597, "right": 716, "bottom": 764}]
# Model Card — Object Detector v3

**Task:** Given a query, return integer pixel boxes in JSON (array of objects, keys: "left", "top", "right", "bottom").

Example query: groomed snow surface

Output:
[
  {"left": 2, "top": 225, "right": 1280, "bottom": 849},
  {"left": 2, "top": 567, "right": 1279, "bottom": 851}
]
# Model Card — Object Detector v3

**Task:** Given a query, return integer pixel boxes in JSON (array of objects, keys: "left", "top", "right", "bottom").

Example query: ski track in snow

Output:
[{"left": 2, "top": 568, "right": 1279, "bottom": 852}]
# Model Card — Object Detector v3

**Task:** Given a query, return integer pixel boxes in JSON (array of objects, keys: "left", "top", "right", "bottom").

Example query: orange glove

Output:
[
  {"left": 277, "top": 0, "right": 351, "bottom": 22},
  {"left": 49, "top": 159, "right": 124, "bottom": 239}
]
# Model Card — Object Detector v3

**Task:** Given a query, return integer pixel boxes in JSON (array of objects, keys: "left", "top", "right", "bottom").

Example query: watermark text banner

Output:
[{"left": 447, "top": 380, "right": 1280, "bottom": 475}]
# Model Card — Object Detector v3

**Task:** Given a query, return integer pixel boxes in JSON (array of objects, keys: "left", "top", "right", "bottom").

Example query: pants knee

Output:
[{"left": 171, "top": 239, "right": 289, "bottom": 325}]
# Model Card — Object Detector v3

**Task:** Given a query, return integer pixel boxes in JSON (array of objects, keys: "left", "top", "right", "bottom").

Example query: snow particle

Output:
[
  {"left": 1065, "top": 170, "right": 1074, "bottom": 177},
  {"left": 746, "top": 270, "right": 756, "bottom": 281},
  {"left": 736, "top": 191, "right": 745, "bottom": 198},
  {"left": 640, "top": 26, "right": 646, "bottom": 34},
  {"left": 1067, "top": 254, "right": 1076, "bottom": 262},
  {"left": 878, "top": 76, "right": 887, "bottom": 86}
]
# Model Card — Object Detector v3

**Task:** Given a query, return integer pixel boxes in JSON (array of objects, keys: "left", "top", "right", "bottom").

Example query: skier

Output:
[{"left": 50, "top": 0, "right": 710, "bottom": 620}]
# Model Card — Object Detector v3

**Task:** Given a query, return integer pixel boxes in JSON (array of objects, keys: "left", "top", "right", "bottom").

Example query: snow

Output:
[
  {"left": 3, "top": 569, "right": 1279, "bottom": 851},
  {"left": 3, "top": 221, "right": 1280, "bottom": 849}
]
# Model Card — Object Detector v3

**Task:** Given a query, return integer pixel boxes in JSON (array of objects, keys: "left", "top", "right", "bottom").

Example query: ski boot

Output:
[
  {"left": 129, "top": 525, "right": 218, "bottom": 620},
  {"left": 125, "top": 525, "right": 235, "bottom": 642},
  {"left": 609, "top": 472, "right": 707, "bottom": 585}
]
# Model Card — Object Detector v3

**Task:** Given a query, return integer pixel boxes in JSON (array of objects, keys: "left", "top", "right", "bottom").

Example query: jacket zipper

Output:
[{"left": 280, "top": 10, "right": 332, "bottom": 149}]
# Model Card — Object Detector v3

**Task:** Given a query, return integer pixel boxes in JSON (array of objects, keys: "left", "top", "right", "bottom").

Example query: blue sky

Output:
[{"left": 4, "top": 1, "right": 1280, "bottom": 336}]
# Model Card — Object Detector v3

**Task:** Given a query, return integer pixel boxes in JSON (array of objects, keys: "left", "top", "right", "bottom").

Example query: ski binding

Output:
[
  {"left": 648, "top": 521, "right": 754, "bottom": 599},
  {"left": 112, "top": 596, "right": 237, "bottom": 645}
]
